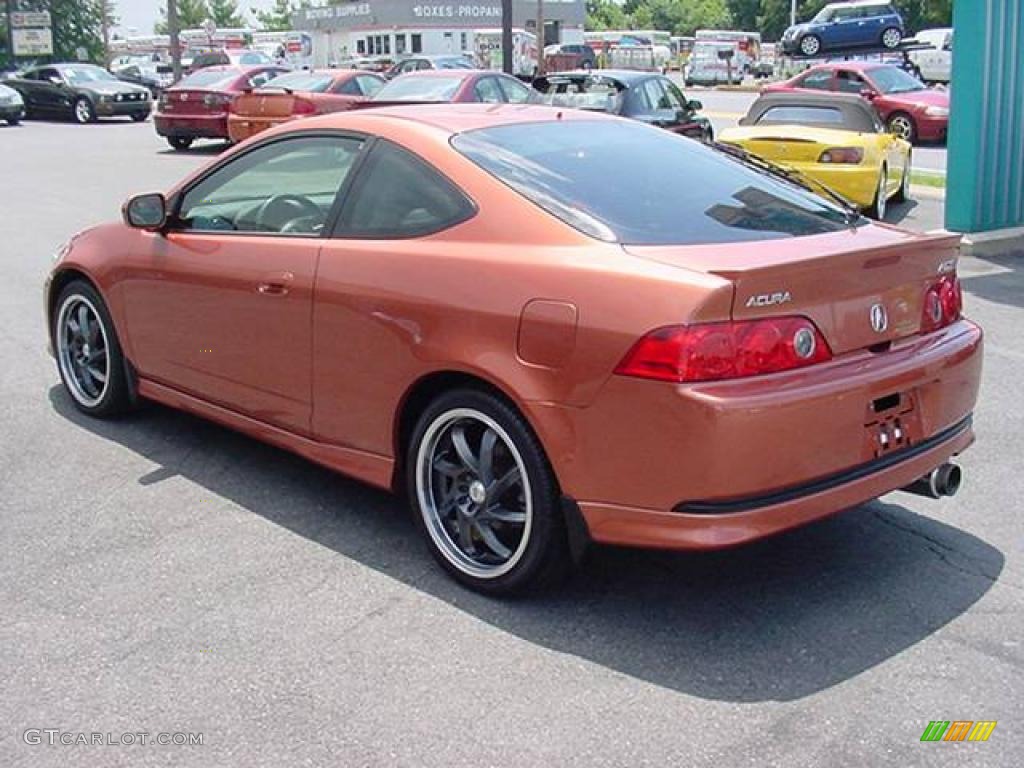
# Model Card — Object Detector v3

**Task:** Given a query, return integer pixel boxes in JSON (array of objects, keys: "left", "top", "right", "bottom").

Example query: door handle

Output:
[{"left": 256, "top": 271, "right": 294, "bottom": 296}]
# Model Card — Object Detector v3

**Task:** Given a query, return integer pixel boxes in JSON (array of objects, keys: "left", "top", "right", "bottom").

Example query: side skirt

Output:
[{"left": 136, "top": 378, "right": 395, "bottom": 491}]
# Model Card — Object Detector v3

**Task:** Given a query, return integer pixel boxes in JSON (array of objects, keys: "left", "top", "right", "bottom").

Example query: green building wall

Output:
[{"left": 945, "top": 0, "right": 1024, "bottom": 233}]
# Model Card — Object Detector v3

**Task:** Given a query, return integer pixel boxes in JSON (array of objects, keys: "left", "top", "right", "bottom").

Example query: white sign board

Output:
[
  {"left": 11, "top": 11, "right": 52, "bottom": 28},
  {"left": 13, "top": 28, "right": 54, "bottom": 57}
]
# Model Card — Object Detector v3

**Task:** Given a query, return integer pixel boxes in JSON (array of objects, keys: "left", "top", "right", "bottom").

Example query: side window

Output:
[
  {"left": 40, "top": 68, "right": 62, "bottom": 84},
  {"left": 177, "top": 136, "right": 364, "bottom": 236},
  {"left": 249, "top": 69, "right": 283, "bottom": 89},
  {"left": 473, "top": 76, "right": 505, "bottom": 103},
  {"left": 836, "top": 70, "right": 866, "bottom": 94},
  {"left": 662, "top": 81, "right": 688, "bottom": 111},
  {"left": 416, "top": 60, "right": 432, "bottom": 71},
  {"left": 498, "top": 76, "right": 533, "bottom": 104},
  {"left": 338, "top": 141, "right": 475, "bottom": 239},
  {"left": 641, "top": 78, "right": 671, "bottom": 111},
  {"left": 799, "top": 69, "right": 834, "bottom": 90},
  {"left": 336, "top": 77, "right": 363, "bottom": 95},
  {"left": 356, "top": 75, "right": 383, "bottom": 97}
]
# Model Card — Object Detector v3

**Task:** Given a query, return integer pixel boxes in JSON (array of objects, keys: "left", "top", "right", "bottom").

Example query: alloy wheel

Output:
[
  {"left": 882, "top": 28, "right": 902, "bottom": 49},
  {"left": 415, "top": 408, "right": 533, "bottom": 580},
  {"left": 56, "top": 295, "right": 110, "bottom": 407},
  {"left": 74, "top": 99, "right": 93, "bottom": 124},
  {"left": 800, "top": 36, "right": 820, "bottom": 56},
  {"left": 888, "top": 115, "right": 914, "bottom": 142}
]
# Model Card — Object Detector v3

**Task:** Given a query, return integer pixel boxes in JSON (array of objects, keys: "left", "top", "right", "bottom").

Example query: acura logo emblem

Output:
[{"left": 870, "top": 303, "right": 888, "bottom": 333}]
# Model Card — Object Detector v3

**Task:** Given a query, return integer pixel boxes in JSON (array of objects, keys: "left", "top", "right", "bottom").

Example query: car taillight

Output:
[
  {"left": 615, "top": 317, "right": 832, "bottom": 383},
  {"left": 292, "top": 98, "right": 317, "bottom": 115},
  {"left": 921, "top": 274, "right": 962, "bottom": 333},
  {"left": 819, "top": 147, "right": 864, "bottom": 164},
  {"left": 203, "top": 93, "right": 233, "bottom": 108}
]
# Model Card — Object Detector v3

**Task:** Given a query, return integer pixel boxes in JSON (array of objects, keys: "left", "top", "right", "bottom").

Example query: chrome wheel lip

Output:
[
  {"left": 56, "top": 294, "right": 110, "bottom": 408},
  {"left": 415, "top": 408, "right": 533, "bottom": 580}
]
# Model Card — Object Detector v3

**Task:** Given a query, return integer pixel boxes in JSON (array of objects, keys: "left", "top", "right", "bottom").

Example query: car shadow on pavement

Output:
[
  {"left": 48, "top": 385, "right": 1004, "bottom": 704},
  {"left": 961, "top": 253, "right": 1024, "bottom": 309},
  {"left": 155, "top": 143, "right": 229, "bottom": 157},
  {"left": 886, "top": 198, "right": 918, "bottom": 226}
]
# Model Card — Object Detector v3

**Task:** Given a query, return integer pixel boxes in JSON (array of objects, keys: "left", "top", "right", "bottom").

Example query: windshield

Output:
[
  {"left": 374, "top": 75, "right": 464, "bottom": 101},
  {"left": 63, "top": 65, "right": 117, "bottom": 85},
  {"left": 868, "top": 66, "right": 925, "bottom": 93},
  {"left": 812, "top": 7, "right": 835, "bottom": 22},
  {"left": 452, "top": 120, "right": 858, "bottom": 245},
  {"left": 259, "top": 71, "right": 334, "bottom": 92},
  {"left": 178, "top": 68, "right": 242, "bottom": 89}
]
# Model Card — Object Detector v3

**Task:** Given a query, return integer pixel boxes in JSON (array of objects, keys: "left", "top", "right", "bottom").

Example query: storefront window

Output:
[
  {"left": 396, "top": 34, "right": 407, "bottom": 55},
  {"left": 412, "top": 34, "right": 423, "bottom": 54}
]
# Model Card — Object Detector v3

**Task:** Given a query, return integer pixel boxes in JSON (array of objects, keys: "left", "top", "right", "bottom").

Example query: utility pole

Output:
[
  {"left": 101, "top": 1, "right": 110, "bottom": 68},
  {"left": 167, "top": 0, "right": 182, "bottom": 82},
  {"left": 791, "top": 0, "right": 798, "bottom": 28},
  {"left": 5, "top": 0, "right": 15, "bottom": 70},
  {"left": 500, "top": 0, "right": 512, "bottom": 74},
  {"left": 535, "top": 0, "right": 544, "bottom": 76}
]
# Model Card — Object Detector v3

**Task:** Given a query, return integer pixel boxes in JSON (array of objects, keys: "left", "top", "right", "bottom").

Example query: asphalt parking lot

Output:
[{"left": 1, "top": 118, "right": 1021, "bottom": 768}]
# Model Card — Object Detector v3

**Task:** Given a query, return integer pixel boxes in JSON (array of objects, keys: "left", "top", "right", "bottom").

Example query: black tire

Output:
[
  {"left": 72, "top": 96, "right": 95, "bottom": 124},
  {"left": 869, "top": 164, "right": 889, "bottom": 220},
  {"left": 52, "top": 280, "right": 133, "bottom": 418},
  {"left": 6, "top": 117, "right": 19, "bottom": 126},
  {"left": 167, "top": 136, "right": 193, "bottom": 151},
  {"left": 886, "top": 111, "right": 917, "bottom": 144},
  {"left": 881, "top": 26, "right": 903, "bottom": 49},
  {"left": 130, "top": 112, "right": 149, "bottom": 123},
  {"left": 406, "top": 388, "right": 569, "bottom": 596},
  {"left": 893, "top": 153, "right": 911, "bottom": 203},
  {"left": 799, "top": 34, "right": 822, "bottom": 57}
]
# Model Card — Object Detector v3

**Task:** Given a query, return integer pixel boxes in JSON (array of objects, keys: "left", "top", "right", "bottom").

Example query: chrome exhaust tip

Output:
[{"left": 902, "top": 462, "right": 962, "bottom": 499}]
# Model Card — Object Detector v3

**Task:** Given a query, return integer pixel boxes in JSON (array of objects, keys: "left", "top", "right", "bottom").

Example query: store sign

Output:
[
  {"left": 13, "top": 28, "right": 54, "bottom": 56},
  {"left": 306, "top": 3, "right": 372, "bottom": 21},
  {"left": 412, "top": 4, "right": 502, "bottom": 18},
  {"left": 11, "top": 11, "right": 52, "bottom": 28}
]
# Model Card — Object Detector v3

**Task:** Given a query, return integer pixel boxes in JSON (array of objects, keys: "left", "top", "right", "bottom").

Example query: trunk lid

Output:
[
  {"left": 625, "top": 227, "right": 960, "bottom": 356},
  {"left": 719, "top": 126, "right": 862, "bottom": 164},
  {"left": 231, "top": 91, "right": 301, "bottom": 118},
  {"left": 160, "top": 89, "right": 228, "bottom": 115}
]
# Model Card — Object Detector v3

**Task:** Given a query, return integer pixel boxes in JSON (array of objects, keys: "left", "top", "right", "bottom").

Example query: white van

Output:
[
  {"left": 909, "top": 28, "right": 952, "bottom": 83},
  {"left": 685, "top": 41, "right": 744, "bottom": 85}
]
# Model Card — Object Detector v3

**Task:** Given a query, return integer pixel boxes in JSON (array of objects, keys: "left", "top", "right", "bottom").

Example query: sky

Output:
[{"left": 114, "top": 0, "right": 278, "bottom": 37}]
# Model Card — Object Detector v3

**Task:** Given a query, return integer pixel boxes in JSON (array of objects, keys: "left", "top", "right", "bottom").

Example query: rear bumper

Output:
[
  {"left": 532, "top": 319, "right": 983, "bottom": 550},
  {"left": 226, "top": 114, "right": 290, "bottom": 143},
  {"left": 785, "top": 162, "right": 881, "bottom": 209},
  {"left": 154, "top": 112, "right": 228, "bottom": 139}
]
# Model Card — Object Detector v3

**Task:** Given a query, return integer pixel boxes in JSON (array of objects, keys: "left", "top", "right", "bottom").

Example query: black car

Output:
[
  {"left": 546, "top": 43, "right": 598, "bottom": 69},
  {"left": 114, "top": 63, "right": 174, "bottom": 99},
  {"left": 6, "top": 63, "right": 151, "bottom": 124},
  {"left": 533, "top": 70, "right": 712, "bottom": 141}
]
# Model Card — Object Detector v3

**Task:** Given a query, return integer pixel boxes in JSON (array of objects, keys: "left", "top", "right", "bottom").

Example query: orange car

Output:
[
  {"left": 226, "top": 68, "right": 385, "bottom": 143},
  {"left": 46, "top": 105, "right": 982, "bottom": 594}
]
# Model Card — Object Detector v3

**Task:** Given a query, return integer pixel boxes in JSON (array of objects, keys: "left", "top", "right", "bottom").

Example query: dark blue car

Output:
[{"left": 781, "top": 1, "right": 905, "bottom": 57}]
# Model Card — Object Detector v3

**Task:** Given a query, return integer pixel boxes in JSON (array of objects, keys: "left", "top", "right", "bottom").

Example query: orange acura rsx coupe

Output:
[{"left": 46, "top": 104, "right": 982, "bottom": 594}]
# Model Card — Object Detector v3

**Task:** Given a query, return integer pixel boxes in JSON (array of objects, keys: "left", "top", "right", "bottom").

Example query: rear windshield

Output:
[
  {"left": 452, "top": 120, "right": 857, "bottom": 245},
  {"left": 374, "top": 75, "right": 464, "bottom": 101},
  {"left": 180, "top": 68, "right": 242, "bottom": 89},
  {"left": 259, "top": 71, "right": 334, "bottom": 93}
]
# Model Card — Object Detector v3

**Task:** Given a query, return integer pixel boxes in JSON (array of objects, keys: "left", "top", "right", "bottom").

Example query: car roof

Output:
[
  {"left": 804, "top": 60, "right": 888, "bottom": 73},
  {"left": 744, "top": 91, "right": 880, "bottom": 131},
  {"left": 275, "top": 102, "right": 613, "bottom": 137},
  {"left": 543, "top": 69, "right": 654, "bottom": 85},
  {"left": 392, "top": 69, "right": 480, "bottom": 79}
]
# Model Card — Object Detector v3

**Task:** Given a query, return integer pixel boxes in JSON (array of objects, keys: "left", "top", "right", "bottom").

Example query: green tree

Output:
[
  {"left": 156, "top": 0, "right": 210, "bottom": 34},
  {"left": 727, "top": 0, "right": 761, "bottom": 30},
  {"left": 8, "top": 0, "right": 115, "bottom": 63},
  {"left": 208, "top": 0, "right": 244, "bottom": 28},
  {"left": 256, "top": 0, "right": 299, "bottom": 32},
  {"left": 586, "top": 1, "right": 629, "bottom": 30}
]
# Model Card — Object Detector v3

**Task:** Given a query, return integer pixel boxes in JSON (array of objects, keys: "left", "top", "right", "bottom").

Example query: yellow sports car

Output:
[{"left": 718, "top": 92, "right": 912, "bottom": 220}]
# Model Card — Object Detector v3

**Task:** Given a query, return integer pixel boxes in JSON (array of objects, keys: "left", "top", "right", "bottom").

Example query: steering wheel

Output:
[{"left": 255, "top": 194, "right": 324, "bottom": 233}]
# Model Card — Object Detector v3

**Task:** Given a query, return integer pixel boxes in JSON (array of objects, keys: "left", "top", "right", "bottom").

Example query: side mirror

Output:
[
  {"left": 860, "top": 87, "right": 878, "bottom": 100},
  {"left": 48, "top": 76, "right": 64, "bottom": 86},
  {"left": 123, "top": 193, "right": 167, "bottom": 230},
  {"left": 687, "top": 99, "right": 703, "bottom": 111}
]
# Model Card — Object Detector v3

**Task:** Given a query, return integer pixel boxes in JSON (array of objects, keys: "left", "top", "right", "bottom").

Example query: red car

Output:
[
  {"left": 154, "top": 64, "right": 288, "bottom": 150},
  {"left": 227, "top": 69, "right": 386, "bottom": 142},
  {"left": 368, "top": 69, "right": 538, "bottom": 105},
  {"left": 764, "top": 62, "right": 949, "bottom": 144}
]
